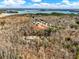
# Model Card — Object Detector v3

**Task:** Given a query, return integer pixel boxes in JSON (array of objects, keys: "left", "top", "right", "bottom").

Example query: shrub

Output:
[
  {"left": 70, "top": 24, "right": 79, "bottom": 29},
  {"left": 65, "top": 37, "right": 71, "bottom": 41},
  {"left": 0, "top": 21, "right": 5, "bottom": 26},
  {"left": 76, "top": 21, "right": 79, "bottom": 25},
  {"left": 76, "top": 46, "right": 79, "bottom": 59}
]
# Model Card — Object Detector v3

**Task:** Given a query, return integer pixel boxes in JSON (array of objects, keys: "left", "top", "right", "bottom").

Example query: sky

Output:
[{"left": 0, "top": 0, "right": 79, "bottom": 9}]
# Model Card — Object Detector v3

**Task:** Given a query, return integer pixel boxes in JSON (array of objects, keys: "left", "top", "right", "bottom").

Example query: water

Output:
[
  {"left": 4, "top": 10, "right": 79, "bottom": 16},
  {"left": 18, "top": 10, "right": 79, "bottom": 14},
  {"left": 18, "top": 10, "right": 53, "bottom": 14}
]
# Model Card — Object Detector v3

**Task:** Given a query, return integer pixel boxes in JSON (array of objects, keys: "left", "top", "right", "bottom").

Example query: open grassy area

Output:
[
  {"left": 35, "top": 12, "right": 79, "bottom": 16},
  {"left": 0, "top": 14, "right": 79, "bottom": 59}
]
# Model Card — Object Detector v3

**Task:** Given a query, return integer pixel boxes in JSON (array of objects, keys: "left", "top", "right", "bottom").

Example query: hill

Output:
[{"left": 0, "top": 14, "right": 79, "bottom": 59}]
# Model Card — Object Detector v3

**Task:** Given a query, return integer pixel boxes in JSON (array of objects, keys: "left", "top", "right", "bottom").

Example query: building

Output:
[{"left": 32, "top": 19, "right": 52, "bottom": 30}]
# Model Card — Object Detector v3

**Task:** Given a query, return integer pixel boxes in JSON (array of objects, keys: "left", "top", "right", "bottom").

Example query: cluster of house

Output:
[{"left": 31, "top": 19, "right": 52, "bottom": 30}]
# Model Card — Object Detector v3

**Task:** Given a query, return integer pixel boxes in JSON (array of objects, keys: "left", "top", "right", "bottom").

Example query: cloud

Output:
[
  {"left": 2, "top": 0, "right": 26, "bottom": 6},
  {"left": 62, "top": 0, "right": 72, "bottom": 5},
  {"left": 31, "top": 0, "right": 42, "bottom": 2},
  {"left": 61, "top": 0, "right": 79, "bottom": 9},
  {"left": 28, "top": 3, "right": 60, "bottom": 8},
  {"left": 0, "top": 0, "right": 79, "bottom": 9},
  {"left": 62, "top": 0, "right": 69, "bottom": 4},
  {"left": 28, "top": 1, "right": 79, "bottom": 9},
  {"left": 29, "top": 0, "right": 79, "bottom": 9}
]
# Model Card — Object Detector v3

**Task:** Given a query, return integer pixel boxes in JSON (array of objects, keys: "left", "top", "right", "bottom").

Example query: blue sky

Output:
[{"left": 0, "top": 0, "right": 79, "bottom": 9}]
